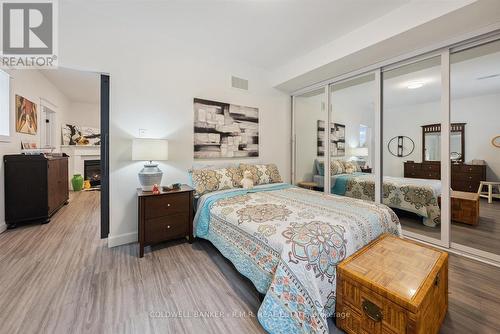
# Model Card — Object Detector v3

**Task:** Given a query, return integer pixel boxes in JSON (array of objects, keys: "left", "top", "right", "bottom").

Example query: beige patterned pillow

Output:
[
  {"left": 190, "top": 167, "right": 243, "bottom": 196},
  {"left": 330, "top": 160, "right": 345, "bottom": 175},
  {"left": 239, "top": 163, "right": 282, "bottom": 185},
  {"left": 343, "top": 161, "right": 361, "bottom": 174}
]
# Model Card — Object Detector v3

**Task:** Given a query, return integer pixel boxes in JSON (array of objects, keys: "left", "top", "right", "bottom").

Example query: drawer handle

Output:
[
  {"left": 166, "top": 225, "right": 171, "bottom": 229},
  {"left": 362, "top": 299, "right": 383, "bottom": 322},
  {"left": 167, "top": 203, "right": 171, "bottom": 207}
]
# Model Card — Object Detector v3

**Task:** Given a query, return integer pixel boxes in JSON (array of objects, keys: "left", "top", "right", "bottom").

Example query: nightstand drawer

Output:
[
  {"left": 144, "top": 192, "right": 189, "bottom": 219},
  {"left": 145, "top": 213, "right": 189, "bottom": 244},
  {"left": 138, "top": 184, "right": 195, "bottom": 257}
]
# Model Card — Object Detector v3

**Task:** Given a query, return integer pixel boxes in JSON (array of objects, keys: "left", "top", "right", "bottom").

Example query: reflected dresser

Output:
[
  {"left": 337, "top": 234, "right": 448, "bottom": 334},
  {"left": 404, "top": 161, "right": 486, "bottom": 192}
]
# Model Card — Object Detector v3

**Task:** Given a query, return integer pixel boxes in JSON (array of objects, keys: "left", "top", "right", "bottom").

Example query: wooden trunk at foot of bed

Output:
[{"left": 336, "top": 234, "right": 448, "bottom": 334}]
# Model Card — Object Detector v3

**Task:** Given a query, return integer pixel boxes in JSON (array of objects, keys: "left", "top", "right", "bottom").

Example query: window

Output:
[
  {"left": 359, "top": 124, "right": 368, "bottom": 147},
  {"left": 0, "top": 69, "right": 10, "bottom": 141}
]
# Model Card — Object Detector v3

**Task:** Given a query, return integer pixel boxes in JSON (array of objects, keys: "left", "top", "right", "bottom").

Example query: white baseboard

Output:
[
  {"left": 107, "top": 231, "right": 138, "bottom": 248},
  {"left": 0, "top": 222, "right": 7, "bottom": 234}
]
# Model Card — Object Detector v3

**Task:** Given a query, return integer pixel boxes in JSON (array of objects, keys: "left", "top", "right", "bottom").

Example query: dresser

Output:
[
  {"left": 337, "top": 234, "right": 448, "bottom": 334},
  {"left": 404, "top": 162, "right": 486, "bottom": 192},
  {"left": 137, "top": 185, "right": 194, "bottom": 257},
  {"left": 4, "top": 154, "right": 69, "bottom": 228}
]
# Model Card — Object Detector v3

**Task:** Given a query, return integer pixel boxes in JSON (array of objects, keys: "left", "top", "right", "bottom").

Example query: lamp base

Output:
[{"left": 138, "top": 162, "right": 163, "bottom": 191}]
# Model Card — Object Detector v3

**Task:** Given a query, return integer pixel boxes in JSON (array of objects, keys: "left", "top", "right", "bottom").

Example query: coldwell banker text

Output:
[{"left": 1, "top": 0, "right": 58, "bottom": 68}]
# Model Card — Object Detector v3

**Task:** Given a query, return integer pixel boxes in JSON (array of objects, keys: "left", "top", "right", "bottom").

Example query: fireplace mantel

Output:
[{"left": 61, "top": 145, "right": 101, "bottom": 190}]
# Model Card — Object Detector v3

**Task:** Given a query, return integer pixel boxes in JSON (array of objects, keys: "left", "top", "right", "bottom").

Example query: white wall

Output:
[
  {"left": 63, "top": 102, "right": 100, "bottom": 129},
  {"left": 383, "top": 93, "right": 500, "bottom": 180},
  {"left": 55, "top": 2, "right": 291, "bottom": 246},
  {"left": 332, "top": 81, "right": 375, "bottom": 168},
  {"left": 0, "top": 70, "right": 71, "bottom": 232}
]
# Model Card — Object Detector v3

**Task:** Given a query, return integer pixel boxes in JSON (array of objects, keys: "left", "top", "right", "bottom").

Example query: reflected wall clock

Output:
[
  {"left": 387, "top": 136, "right": 415, "bottom": 157},
  {"left": 492, "top": 135, "right": 500, "bottom": 148}
]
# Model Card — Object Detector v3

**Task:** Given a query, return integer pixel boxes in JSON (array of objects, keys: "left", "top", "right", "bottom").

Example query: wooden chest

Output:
[
  {"left": 439, "top": 191, "right": 480, "bottom": 225},
  {"left": 337, "top": 234, "right": 448, "bottom": 334}
]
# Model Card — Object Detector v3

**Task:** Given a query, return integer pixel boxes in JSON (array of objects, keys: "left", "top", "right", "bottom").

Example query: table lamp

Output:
[
  {"left": 348, "top": 147, "right": 368, "bottom": 159},
  {"left": 132, "top": 138, "right": 169, "bottom": 191}
]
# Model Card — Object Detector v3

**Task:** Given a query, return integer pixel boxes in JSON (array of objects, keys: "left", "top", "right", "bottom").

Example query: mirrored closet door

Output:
[
  {"left": 382, "top": 56, "right": 443, "bottom": 243},
  {"left": 450, "top": 39, "right": 500, "bottom": 259},
  {"left": 328, "top": 74, "right": 376, "bottom": 200},
  {"left": 293, "top": 88, "right": 327, "bottom": 192},
  {"left": 291, "top": 32, "right": 500, "bottom": 265}
]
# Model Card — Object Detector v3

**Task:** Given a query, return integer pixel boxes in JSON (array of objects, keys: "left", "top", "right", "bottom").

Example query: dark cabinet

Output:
[
  {"left": 404, "top": 161, "right": 486, "bottom": 193},
  {"left": 4, "top": 154, "right": 69, "bottom": 228},
  {"left": 137, "top": 185, "right": 194, "bottom": 257}
]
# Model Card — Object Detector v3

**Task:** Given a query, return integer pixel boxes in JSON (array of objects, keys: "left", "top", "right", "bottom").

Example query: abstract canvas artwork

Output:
[
  {"left": 317, "top": 120, "right": 345, "bottom": 157},
  {"left": 15, "top": 95, "right": 38, "bottom": 135},
  {"left": 62, "top": 124, "right": 101, "bottom": 146},
  {"left": 193, "top": 98, "right": 259, "bottom": 159}
]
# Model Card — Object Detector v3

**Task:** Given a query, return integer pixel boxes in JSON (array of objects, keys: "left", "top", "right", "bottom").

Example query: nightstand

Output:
[
  {"left": 361, "top": 167, "right": 372, "bottom": 173},
  {"left": 137, "top": 184, "right": 194, "bottom": 257},
  {"left": 297, "top": 181, "right": 318, "bottom": 190}
]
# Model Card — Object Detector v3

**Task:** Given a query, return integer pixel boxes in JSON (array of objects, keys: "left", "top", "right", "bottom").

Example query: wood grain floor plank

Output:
[
  {"left": 401, "top": 199, "right": 500, "bottom": 255},
  {"left": 0, "top": 191, "right": 499, "bottom": 333}
]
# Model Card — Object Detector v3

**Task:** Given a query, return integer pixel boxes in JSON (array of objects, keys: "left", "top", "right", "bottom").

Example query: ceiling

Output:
[
  {"left": 274, "top": 0, "right": 500, "bottom": 92},
  {"left": 60, "top": 0, "right": 410, "bottom": 71},
  {"left": 201, "top": 0, "right": 411, "bottom": 70},
  {"left": 297, "top": 43, "right": 500, "bottom": 110},
  {"left": 384, "top": 46, "right": 500, "bottom": 108},
  {"left": 40, "top": 67, "right": 100, "bottom": 104}
]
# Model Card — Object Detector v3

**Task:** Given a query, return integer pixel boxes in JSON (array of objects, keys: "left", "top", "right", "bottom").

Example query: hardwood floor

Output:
[
  {"left": 400, "top": 199, "right": 500, "bottom": 255},
  {"left": 0, "top": 191, "right": 499, "bottom": 333}
]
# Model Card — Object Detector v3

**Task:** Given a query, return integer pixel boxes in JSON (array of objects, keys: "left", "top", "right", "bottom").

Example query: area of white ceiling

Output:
[
  {"left": 40, "top": 68, "right": 100, "bottom": 104},
  {"left": 191, "top": 0, "right": 412, "bottom": 70},
  {"left": 273, "top": 0, "right": 499, "bottom": 92},
  {"left": 60, "top": 0, "right": 410, "bottom": 72},
  {"left": 384, "top": 50, "right": 500, "bottom": 107},
  {"left": 299, "top": 45, "right": 500, "bottom": 111}
]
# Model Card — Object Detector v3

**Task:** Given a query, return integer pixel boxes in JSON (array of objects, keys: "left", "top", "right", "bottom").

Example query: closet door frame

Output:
[
  {"left": 447, "top": 38, "right": 500, "bottom": 265},
  {"left": 291, "top": 87, "right": 329, "bottom": 190},
  {"left": 379, "top": 50, "right": 451, "bottom": 248},
  {"left": 291, "top": 28, "right": 500, "bottom": 266}
]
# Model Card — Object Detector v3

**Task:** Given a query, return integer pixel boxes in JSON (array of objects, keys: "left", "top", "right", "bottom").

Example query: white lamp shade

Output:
[
  {"left": 132, "top": 139, "right": 169, "bottom": 161},
  {"left": 348, "top": 147, "right": 368, "bottom": 157}
]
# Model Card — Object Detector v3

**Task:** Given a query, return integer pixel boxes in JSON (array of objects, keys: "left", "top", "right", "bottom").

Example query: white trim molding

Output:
[
  {"left": 0, "top": 222, "right": 7, "bottom": 234},
  {"left": 107, "top": 232, "right": 137, "bottom": 248}
]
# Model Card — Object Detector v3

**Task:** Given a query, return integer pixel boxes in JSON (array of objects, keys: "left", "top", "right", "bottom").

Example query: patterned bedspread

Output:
[
  {"left": 331, "top": 173, "right": 441, "bottom": 227},
  {"left": 194, "top": 183, "right": 401, "bottom": 334}
]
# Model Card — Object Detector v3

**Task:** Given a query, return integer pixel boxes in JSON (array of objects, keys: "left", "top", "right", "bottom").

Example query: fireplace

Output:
[{"left": 84, "top": 160, "right": 101, "bottom": 188}]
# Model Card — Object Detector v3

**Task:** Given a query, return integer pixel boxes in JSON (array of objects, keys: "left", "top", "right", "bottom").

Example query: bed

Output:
[
  {"left": 313, "top": 172, "right": 442, "bottom": 227},
  {"left": 194, "top": 183, "right": 401, "bottom": 334}
]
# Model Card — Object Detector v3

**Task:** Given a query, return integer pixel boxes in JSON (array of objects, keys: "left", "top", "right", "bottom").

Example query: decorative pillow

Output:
[
  {"left": 189, "top": 167, "right": 243, "bottom": 196},
  {"left": 239, "top": 163, "right": 282, "bottom": 185},
  {"left": 343, "top": 161, "right": 361, "bottom": 174},
  {"left": 330, "top": 160, "right": 345, "bottom": 175},
  {"left": 315, "top": 159, "right": 325, "bottom": 176}
]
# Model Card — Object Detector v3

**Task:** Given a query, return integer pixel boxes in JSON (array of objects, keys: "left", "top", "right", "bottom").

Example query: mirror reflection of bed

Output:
[{"left": 294, "top": 42, "right": 500, "bottom": 256}]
